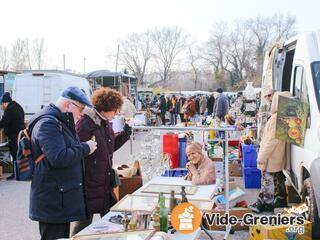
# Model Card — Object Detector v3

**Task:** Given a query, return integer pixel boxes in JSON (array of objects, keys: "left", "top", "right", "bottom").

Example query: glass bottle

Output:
[{"left": 158, "top": 192, "right": 168, "bottom": 233}]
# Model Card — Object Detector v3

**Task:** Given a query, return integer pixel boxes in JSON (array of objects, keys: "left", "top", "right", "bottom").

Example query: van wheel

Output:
[{"left": 302, "top": 178, "right": 320, "bottom": 238}]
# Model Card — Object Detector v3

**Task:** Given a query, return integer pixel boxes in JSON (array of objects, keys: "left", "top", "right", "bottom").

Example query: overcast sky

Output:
[{"left": 1, "top": 0, "right": 319, "bottom": 73}]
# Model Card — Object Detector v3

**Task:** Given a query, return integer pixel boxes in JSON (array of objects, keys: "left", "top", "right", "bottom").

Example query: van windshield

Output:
[{"left": 312, "top": 62, "right": 320, "bottom": 111}]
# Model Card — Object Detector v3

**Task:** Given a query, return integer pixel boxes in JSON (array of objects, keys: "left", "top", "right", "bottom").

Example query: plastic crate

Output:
[
  {"left": 163, "top": 134, "right": 179, "bottom": 168},
  {"left": 179, "top": 138, "right": 188, "bottom": 168},
  {"left": 243, "top": 167, "right": 261, "bottom": 188},
  {"left": 229, "top": 140, "right": 239, "bottom": 146},
  {"left": 241, "top": 144, "right": 258, "bottom": 167},
  {"left": 161, "top": 169, "right": 188, "bottom": 177}
]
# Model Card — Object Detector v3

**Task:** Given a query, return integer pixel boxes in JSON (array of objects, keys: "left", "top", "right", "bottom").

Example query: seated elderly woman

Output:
[{"left": 184, "top": 142, "right": 216, "bottom": 185}]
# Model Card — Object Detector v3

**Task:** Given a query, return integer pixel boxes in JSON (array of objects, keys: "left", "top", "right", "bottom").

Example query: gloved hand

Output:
[{"left": 123, "top": 123, "right": 132, "bottom": 136}]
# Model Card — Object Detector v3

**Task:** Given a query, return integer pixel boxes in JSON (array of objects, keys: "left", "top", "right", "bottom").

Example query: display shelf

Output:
[{"left": 131, "top": 125, "right": 233, "bottom": 239}]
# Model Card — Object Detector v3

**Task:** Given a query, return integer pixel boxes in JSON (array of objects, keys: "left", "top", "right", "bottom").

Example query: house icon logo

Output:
[{"left": 171, "top": 203, "right": 201, "bottom": 234}]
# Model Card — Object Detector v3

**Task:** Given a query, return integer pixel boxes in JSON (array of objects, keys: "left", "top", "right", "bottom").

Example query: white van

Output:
[
  {"left": 12, "top": 71, "right": 92, "bottom": 119},
  {"left": 262, "top": 30, "right": 320, "bottom": 235}
]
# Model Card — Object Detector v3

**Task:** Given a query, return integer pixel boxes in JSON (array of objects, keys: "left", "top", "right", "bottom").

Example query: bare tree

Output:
[
  {"left": 32, "top": 38, "right": 45, "bottom": 70},
  {"left": 11, "top": 38, "right": 30, "bottom": 71},
  {"left": 0, "top": 46, "right": 10, "bottom": 70},
  {"left": 188, "top": 46, "right": 202, "bottom": 89},
  {"left": 225, "top": 20, "right": 254, "bottom": 88},
  {"left": 119, "top": 31, "right": 153, "bottom": 86},
  {"left": 247, "top": 13, "right": 296, "bottom": 83},
  {"left": 151, "top": 26, "right": 188, "bottom": 84},
  {"left": 201, "top": 22, "right": 229, "bottom": 73},
  {"left": 271, "top": 13, "right": 296, "bottom": 42}
]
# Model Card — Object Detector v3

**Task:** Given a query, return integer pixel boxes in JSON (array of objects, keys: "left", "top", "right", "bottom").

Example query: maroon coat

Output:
[{"left": 76, "top": 108, "right": 129, "bottom": 215}]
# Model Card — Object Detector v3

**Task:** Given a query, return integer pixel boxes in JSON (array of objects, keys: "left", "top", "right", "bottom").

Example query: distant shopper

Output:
[
  {"left": 207, "top": 93, "right": 215, "bottom": 116},
  {"left": 0, "top": 92, "right": 25, "bottom": 180},
  {"left": 200, "top": 95, "right": 207, "bottom": 115},
  {"left": 168, "top": 95, "right": 178, "bottom": 125},
  {"left": 73, "top": 87, "right": 131, "bottom": 235},
  {"left": 184, "top": 97, "right": 196, "bottom": 122},
  {"left": 177, "top": 96, "right": 186, "bottom": 123},
  {"left": 28, "top": 87, "right": 97, "bottom": 240},
  {"left": 184, "top": 142, "right": 216, "bottom": 185},
  {"left": 195, "top": 96, "right": 200, "bottom": 115},
  {"left": 159, "top": 95, "right": 167, "bottom": 125},
  {"left": 249, "top": 92, "right": 291, "bottom": 213},
  {"left": 213, "top": 88, "right": 229, "bottom": 121}
]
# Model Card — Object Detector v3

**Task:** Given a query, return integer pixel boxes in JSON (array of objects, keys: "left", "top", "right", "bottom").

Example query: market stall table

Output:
[{"left": 73, "top": 176, "right": 217, "bottom": 240}]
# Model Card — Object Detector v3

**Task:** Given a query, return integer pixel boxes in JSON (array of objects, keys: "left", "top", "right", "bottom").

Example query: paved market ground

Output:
[{"left": 0, "top": 131, "right": 259, "bottom": 240}]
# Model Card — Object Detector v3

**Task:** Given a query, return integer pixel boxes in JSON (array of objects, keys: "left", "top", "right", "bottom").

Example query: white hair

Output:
[{"left": 55, "top": 96, "right": 70, "bottom": 108}]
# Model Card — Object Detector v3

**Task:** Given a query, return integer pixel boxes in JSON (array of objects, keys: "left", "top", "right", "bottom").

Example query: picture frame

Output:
[
  {"left": 276, "top": 95, "right": 308, "bottom": 147},
  {"left": 141, "top": 183, "right": 198, "bottom": 195},
  {"left": 110, "top": 194, "right": 214, "bottom": 212}
]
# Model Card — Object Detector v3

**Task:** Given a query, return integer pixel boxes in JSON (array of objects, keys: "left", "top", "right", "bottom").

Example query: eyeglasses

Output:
[{"left": 70, "top": 102, "right": 85, "bottom": 112}]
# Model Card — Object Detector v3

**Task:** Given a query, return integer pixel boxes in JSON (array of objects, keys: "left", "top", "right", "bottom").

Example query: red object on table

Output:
[{"left": 163, "top": 134, "right": 179, "bottom": 168}]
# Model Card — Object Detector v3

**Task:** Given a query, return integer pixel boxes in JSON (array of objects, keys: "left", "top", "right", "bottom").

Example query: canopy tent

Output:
[{"left": 85, "top": 69, "right": 137, "bottom": 97}]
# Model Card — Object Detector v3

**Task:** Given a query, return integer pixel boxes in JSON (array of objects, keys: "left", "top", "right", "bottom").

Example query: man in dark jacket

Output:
[
  {"left": 0, "top": 92, "right": 25, "bottom": 180},
  {"left": 29, "top": 87, "right": 97, "bottom": 240},
  {"left": 213, "top": 88, "right": 229, "bottom": 121},
  {"left": 195, "top": 95, "right": 200, "bottom": 115},
  {"left": 159, "top": 95, "right": 167, "bottom": 125},
  {"left": 207, "top": 93, "right": 215, "bottom": 116}
]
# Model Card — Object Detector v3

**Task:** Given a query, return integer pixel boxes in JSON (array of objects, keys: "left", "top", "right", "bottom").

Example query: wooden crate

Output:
[
  {"left": 250, "top": 220, "right": 312, "bottom": 240},
  {"left": 204, "top": 208, "right": 252, "bottom": 231},
  {"left": 113, "top": 161, "right": 143, "bottom": 201}
]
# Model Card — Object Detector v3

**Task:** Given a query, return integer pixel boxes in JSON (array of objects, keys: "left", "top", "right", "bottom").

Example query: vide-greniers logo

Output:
[{"left": 171, "top": 203, "right": 201, "bottom": 234}]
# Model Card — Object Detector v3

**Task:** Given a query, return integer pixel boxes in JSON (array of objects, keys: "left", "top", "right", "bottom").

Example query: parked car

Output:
[{"left": 12, "top": 70, "right": 92, "bottom": 120}]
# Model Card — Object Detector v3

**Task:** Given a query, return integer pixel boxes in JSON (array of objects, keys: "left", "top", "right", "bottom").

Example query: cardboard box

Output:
[
  {"left": 203, "top": 208, "right": 252, "bottom": 231},
  {"left": 249, "top": 220, "right": 312, "bottom": 240},
  {"left": 113, "top": 161, "right": 143, "bottom": 201},
  {"left": 229, "top": 162, "right": 243, "bottom": 177}
]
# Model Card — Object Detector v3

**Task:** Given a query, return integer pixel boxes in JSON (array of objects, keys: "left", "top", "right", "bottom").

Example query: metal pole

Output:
[
  {"left": 115, "top": 44, "right": 120, "bottom": 88},
  {"left": 132, "top": 126, "right": 233, "bottom": 132},
  {"left": 63, "top": 55, "right": 66, "bottom": 71},
  {"left": 130, "top": 131, "right": 133, "bottom": 156},
  {"left": 83, "top": 57, "right": 86, "bottom": 74},
  {"left": 224, "top": 130, "right": 230, "bottom": 239}
]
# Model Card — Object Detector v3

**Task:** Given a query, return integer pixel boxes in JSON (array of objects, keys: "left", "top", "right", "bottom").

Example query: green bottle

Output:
[{"left": 158, "top": 192, "right": 168, "bottom": 233}]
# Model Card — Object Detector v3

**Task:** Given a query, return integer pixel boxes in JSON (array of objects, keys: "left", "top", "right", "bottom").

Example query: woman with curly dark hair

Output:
[{"left": 72, "top": 87, "right": 132, "bottom": 235}]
